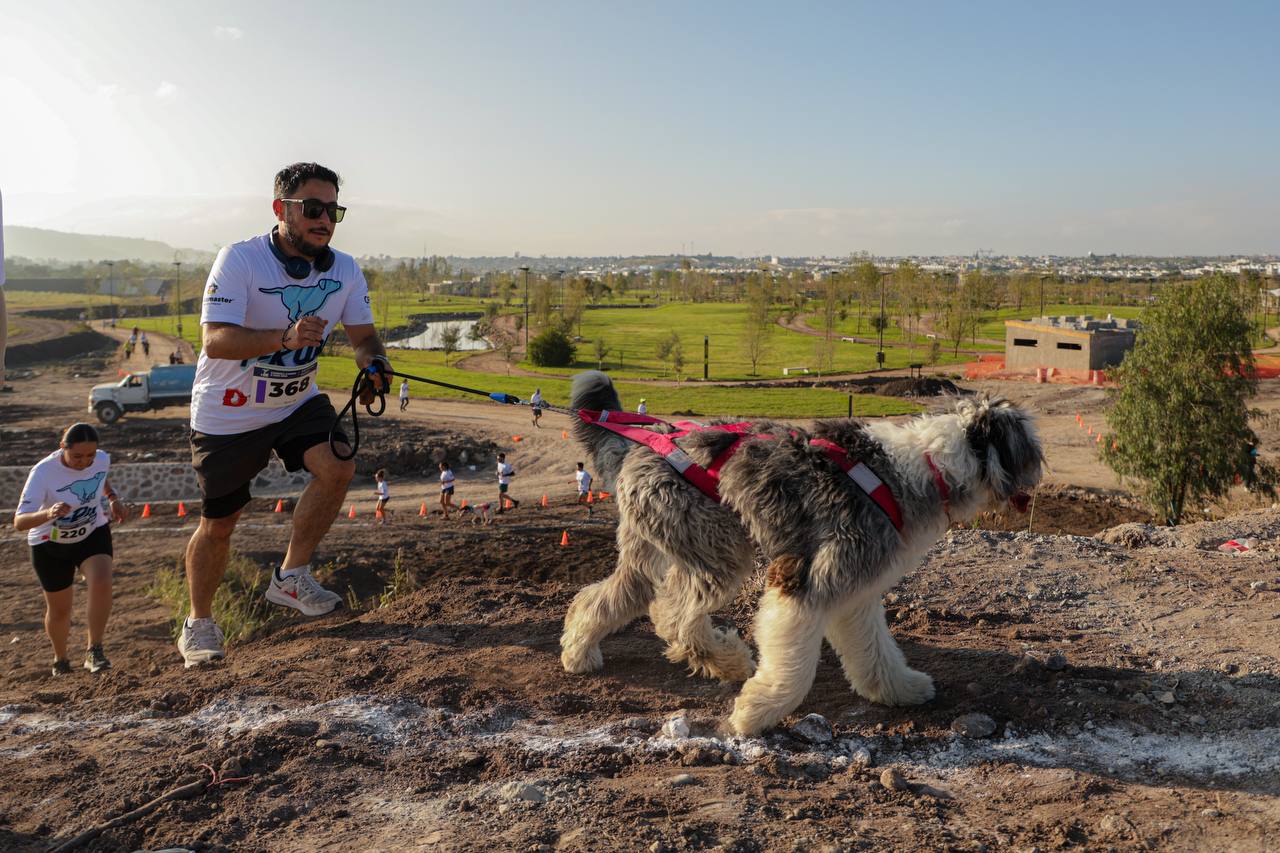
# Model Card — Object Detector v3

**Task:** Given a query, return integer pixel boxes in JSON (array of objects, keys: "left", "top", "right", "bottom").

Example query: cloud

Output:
[
  {"left": 213, "top": 25, "right": 244, "bottom": 41},
  {"left": 155, "top": 81, "right": 179, "bottom": 100},
  {"left": 96, "top": 83, "right": 121, "bottom": 99}
]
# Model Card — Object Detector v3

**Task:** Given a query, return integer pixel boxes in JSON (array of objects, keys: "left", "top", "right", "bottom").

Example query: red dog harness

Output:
[{"left": 577, "top": 409, "right": 905, "bottom": 532}]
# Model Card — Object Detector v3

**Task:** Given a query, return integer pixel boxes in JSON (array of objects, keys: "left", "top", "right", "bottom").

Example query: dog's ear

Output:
[{"left": 963, "top": 396, "right": 1043, "bottom": 499}]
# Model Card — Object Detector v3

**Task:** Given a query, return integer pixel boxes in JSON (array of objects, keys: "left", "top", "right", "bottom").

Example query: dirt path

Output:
[{"left": 3, "top": 314, "right": 70, "bottom": 348}]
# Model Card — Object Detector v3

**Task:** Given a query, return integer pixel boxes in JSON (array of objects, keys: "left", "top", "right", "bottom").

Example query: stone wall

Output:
[{"left": 0, "top": 460, "right": 311, "bottom": 509}]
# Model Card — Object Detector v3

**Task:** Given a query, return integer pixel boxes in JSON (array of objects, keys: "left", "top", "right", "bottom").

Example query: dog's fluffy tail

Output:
[{"left": 571, "top": 371, "right": 632, "bottom": 491}]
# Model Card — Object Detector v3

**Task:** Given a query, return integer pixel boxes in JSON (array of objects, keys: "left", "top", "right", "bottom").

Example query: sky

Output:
[{"left": 1, "top": 1, "right": 1278, "bottom": 258}]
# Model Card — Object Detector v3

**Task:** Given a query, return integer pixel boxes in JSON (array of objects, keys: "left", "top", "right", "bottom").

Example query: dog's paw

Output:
[
  {"left": 560, "top": 642, "right": 603, "bottom": 674},
  {"left": 707, "top": 629, "right": 756, "bottom": 683},
  {"left": 868, "top": 667, "right": 935, "bottom": 706}
]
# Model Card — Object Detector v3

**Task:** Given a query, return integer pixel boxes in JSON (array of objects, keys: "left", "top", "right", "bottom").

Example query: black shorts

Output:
[
  {"left": 191, "top": 395, "right": 348, "bottom": 519},
  {"left": 31, "top": 524, "right": 113, "bottom": 593},
  {"left": 441, "top": 486, "right": 455, "bottom": 495}
]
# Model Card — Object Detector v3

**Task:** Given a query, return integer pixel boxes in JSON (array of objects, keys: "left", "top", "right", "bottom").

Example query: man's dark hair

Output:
[{"left": 274, "top": 162, "right": 341, "bottom": 199}]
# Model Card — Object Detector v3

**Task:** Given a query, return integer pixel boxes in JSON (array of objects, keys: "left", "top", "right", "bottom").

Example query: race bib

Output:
[
  {"left": 251, "top": 363, "right": 316, "bottom": 408},
  {"left": 51, "top": 521, "right": 92, "bottom": 543}
]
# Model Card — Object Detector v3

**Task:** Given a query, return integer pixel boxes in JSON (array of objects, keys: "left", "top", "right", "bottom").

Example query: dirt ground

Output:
[{"left": 1, "top": 333, "right": 1279, "bottom": 852}]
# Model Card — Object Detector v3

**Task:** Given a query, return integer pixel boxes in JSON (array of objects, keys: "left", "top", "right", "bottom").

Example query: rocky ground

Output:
[{"left": 1, "top": 334, "right": 1278, "bottom": 852}]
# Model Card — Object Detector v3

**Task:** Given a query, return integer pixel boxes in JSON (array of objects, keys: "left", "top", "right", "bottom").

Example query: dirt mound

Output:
[
  {"left": 875, "top": 376, "right": 962, "bottom": 397},
  {"left": 5, "top": 327, "right": 115, "bottom": 368},
  {"left": 972, "top": 483, "right": 1153, "bottom": 536}
]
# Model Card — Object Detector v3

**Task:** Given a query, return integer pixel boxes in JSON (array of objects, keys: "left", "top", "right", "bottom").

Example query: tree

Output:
[
  {"left": 655, "top": 330, "right": 683, "bottom": 378},
  {"left": 742, "top": 274, "right": 772, "bottom": 375},
  {"left": 593, "top": 337, "right": 610, "bottom": 369},
  {"left": 440, "top": 323, "right": 462, "bottom": 366},
  {"left": 528, "top": 328, "right": 575, "bottom": 367},
  {"left": 493, "top": 328, "right": 518, "bottom": 375},
  {"left": 1102, "top": 274, "right": 1276, "bottom": 525}
]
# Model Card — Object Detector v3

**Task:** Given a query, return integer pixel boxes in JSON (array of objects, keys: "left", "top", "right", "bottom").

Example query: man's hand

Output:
[
  {"left": 47, "top": 502, "right": 72, "bottom": 521},
  {"left": 283, "top": 316, "right": 327, "bottom": 350},
  {"left": 358, "top": 355, "right": 393, "bottom": 406}
]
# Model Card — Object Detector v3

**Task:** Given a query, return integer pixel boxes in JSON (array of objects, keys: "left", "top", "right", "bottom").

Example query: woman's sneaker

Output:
[
  {"left": 84, "top": 645, "right": 111, "bottom": 673},
  {"left": 178, "top": 618, "right": 225, "bottom": 668},
  {"left": 51, "top": 659, "right": 72, "bottom": 676},
  {"left": 265, "top": 566, "right": 341, "bottom": 616}
]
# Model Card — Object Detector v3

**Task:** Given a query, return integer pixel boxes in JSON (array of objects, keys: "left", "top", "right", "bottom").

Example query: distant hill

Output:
[{"left": 2, "top": 225, "right": 213, "bottom": 264}]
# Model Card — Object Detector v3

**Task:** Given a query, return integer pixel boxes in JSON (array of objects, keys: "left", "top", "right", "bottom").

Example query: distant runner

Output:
[
  {"left": 530, "top": 387, "right": 544, "bottom": 428},
  {"left": 496, "top": 452, "right": 520, "bottom": 512},
  {"left": 399, "top": 379, "right": 410, "bottom": 412}
]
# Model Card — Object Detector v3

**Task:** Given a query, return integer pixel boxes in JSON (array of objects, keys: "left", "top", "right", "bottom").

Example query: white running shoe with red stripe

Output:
[{"left": 265, "top": 565, "right": 341, "bottom": 616}]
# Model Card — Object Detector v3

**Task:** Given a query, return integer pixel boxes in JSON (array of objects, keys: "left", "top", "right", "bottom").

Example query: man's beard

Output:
[{"left": 281, "top": 223, "right": 326, "bottom": 258}]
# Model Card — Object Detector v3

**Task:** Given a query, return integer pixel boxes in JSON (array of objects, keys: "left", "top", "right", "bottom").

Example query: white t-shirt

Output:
[
  {"left": 190, "top": 232, "right": 375, "bottom": 435},
  {"left": 375, "top": 480, "right": 389, "bottom": 500},
  {"left": 637, "top": 402, "right": 647, "bottom": 415},
  {"left": 497, "top": 462, "right": 514, "bottom": 485},
  {"left": 17, "top": 450, "right": 111, "bottom": 546},
  {"left": 575, "top": 469, "right": 593, "bottom": 494},
  {"left": 530, "top": 390, "right": 544, "bottom": 408},
  {"left": 440, "top": 469, "right": 455, "bottom": 491},
  {"left": 399, "top": 381, "right": 409, "bottom": 400}
]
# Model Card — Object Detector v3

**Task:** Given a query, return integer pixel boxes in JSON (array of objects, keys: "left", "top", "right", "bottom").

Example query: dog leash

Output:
[{"left": 330, "top": 361, "right": 531, "bottom": 461}]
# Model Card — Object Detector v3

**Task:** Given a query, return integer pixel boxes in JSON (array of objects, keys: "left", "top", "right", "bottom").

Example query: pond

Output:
[{"left": 388, "top": 319, "right": 488, "bottom": 351}]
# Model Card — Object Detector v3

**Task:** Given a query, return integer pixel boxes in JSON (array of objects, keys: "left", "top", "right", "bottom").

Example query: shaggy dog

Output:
[{"left": 560, "top": 371, "right": 1044, "bottom": 736}]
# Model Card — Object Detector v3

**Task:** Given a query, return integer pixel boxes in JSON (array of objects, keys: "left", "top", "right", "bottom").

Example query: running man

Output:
[
  {"left": 438, "top": 461, "right": 456, "bottom": 519},
  {"left": 530, "top": 387, "right": 544, "bottom": 428},
  {"left": 574, "top": 461, "right": 593, "bottom": 517},
  {"left": 140, "top": 331, "right": 150, "bottom": 358},
  {"left": 180, "top": 162, "right": 390, "bottom": 668},
  {"left": 399, "top": 378, "right": 410, "bottom": 412},
  {"left": 496, "top": 452, "right": 520, "bottom": 512},
  {"left": 13, "top": 423, "right": 128, "bottom": 675}
]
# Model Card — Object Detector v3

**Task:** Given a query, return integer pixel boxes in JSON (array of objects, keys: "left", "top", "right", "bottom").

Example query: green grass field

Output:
[{"left": 3, "top": 290, "right": 158, "bottom": 312}]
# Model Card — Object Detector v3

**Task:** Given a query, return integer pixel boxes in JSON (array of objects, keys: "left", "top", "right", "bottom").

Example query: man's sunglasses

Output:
[{"left": 278, "top": 198, "right": 346, "bottom": 223}]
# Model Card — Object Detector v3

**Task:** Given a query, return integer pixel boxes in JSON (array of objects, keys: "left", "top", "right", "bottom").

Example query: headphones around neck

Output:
[{"left": 269, "top": 226, "right": 336, "bottom": 280}]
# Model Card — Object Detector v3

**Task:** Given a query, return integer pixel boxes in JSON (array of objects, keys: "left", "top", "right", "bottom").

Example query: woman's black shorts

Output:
[
  {"left": 442, "top": 486, "right": 455, "bottom": 495},
  {"left": 31, "top": 524, "right": 113, "bottom": 593}
]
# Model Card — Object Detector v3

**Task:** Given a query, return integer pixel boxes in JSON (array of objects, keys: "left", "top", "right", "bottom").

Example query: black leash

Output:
[{"left": 330, "top": 360, "right": 527, "bottom": 460}]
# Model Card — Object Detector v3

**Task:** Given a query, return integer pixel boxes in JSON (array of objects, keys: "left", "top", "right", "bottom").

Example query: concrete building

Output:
[{"left": 1005, "top": 314, "right": 1139, "bottom": 372}]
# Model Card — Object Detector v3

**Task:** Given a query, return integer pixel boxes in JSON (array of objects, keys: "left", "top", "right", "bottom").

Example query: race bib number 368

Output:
[{"left": 252, "top": 363, "right": 316, "bottom": 408}]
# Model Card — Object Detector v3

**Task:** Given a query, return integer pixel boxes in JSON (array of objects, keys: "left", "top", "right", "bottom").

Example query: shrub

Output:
[
  {"left": 148, "top": 550, "right": 278, "bottom": 644},
  {"left": 528, "top": 328, "right": 576, "bottom": 367}
]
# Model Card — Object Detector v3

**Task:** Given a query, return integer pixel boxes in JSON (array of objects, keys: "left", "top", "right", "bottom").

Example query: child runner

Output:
[
  {"left": 373, "top": 468, "right": 390, "bottom": 525},
  {"left": 399, "top": 379, "right": 410, "bottom": 412},
  {"left": 574, "top": 461, "right": 594, "bottom": 517},
  {"left": 140, "top": 331, "right": 150, "bottom": 358},
  {"left": 496, "top": 452, "right": 520, "bottom": 512},
  {"left": 530, "top": 387, "right": 544, "bottom": 428},
  {"left": 637, "top": 398, "right": 647, "bottom": 415},
  {"left": 13, "top": 423, "right": 128, "bottom": 675},
  {"left": 438, "top": 461, "right": 456, "bottom": 519}
]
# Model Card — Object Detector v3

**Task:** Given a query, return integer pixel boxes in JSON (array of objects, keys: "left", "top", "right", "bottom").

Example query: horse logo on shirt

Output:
[
  {"left": 56, "top": 471, "right": 106, "bottom": 504},
  {"left": 258, "top": 279, "right": 344, "bottom": 322}
]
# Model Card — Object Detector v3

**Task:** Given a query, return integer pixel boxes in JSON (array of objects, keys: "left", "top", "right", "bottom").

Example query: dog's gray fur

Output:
[{"left": 561, "top": 370, "right": 1044, "bottom": 735}]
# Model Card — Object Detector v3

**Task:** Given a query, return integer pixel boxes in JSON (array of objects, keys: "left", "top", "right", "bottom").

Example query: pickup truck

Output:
[{"left": 88, "top": 364, "right": 197, "bottom": 423}]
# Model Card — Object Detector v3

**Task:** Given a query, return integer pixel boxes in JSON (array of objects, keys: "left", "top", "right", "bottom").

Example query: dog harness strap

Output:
[
  {"left": 923, "top": 453, "right": 951, "bottom": 512},
  {"left": 577, "top": 409, "right": 725, "bottom": 501},
  {"left": 808, "top": 439, "right": 905, "bottom": 532}
]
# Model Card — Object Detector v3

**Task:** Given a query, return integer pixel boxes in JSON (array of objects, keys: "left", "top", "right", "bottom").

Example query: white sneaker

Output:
[
  {"left": 265, "top": 565, "right": 341, "bottom": 616},
  {"left": 178, "top": 618, "right": 225, "bottom": 668}
]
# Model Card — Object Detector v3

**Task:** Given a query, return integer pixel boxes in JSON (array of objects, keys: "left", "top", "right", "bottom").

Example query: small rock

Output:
[
  {"left": 314, "top": 739, "right": 340, "bottom": 750},
  {"left": 849, "top": 747, "right": 874, "bottom": 769},
  {"left": 1010, "top": 653, "right": 1046, "bottom": 679},
  {"left": 914, "top": 783, "right": 953, "bottom": 800},
  {"left": 667, "top": 773, "right": 697, "bottom": 787},
  {"left": 1200, "top": 808, "right": 1221, "bottom": 818},
  {"left": 1044, "top": 653, "right": 1068, "bottom": 671},
  {"left": 879, "top": 767, "right": 911, "bottom": 792},
  {"left": 1130, "top": 692, "right": 1151, "bottom": 705},
  {"left": 499, "top": 781, "right": 546, "bottom": 803},
  {"left": 148, "top": 663, "right": 162, "bottom": 676},
  {"left": 1154, "top": 691, "right": 1176, "bottom": 705},
  {"left": 790, "top": 713, "right": 833, "bottom": 744},
  {"left": 150, "top": 699, "right": 170, "bottom": 712},
  {"left": 1188, "top": 714, "right": 1207, "bottom": 726},
  {"left": 965, "top": 682, "right": 982, "bottom": 697},
  {"left": 219, "top": 757, "right": 243, "bottom": 777},
  {"left": 1249, "top": 580, "right": 1271, "bottom": 592},
  {"left": 950, "top": 713, "right": 997, "bottom": 738},
  {"left": 661, "top": 715, "right": 690, "bottom": 740},
  {"left": 1099, "top": 814, "right": 1127, "bottom": 834},
  {"left": 1221, "top": 662, "right": 1239, "bottom": 674},
  {"left": 9, "top": 636, "right": 19, "bottom": 645}
]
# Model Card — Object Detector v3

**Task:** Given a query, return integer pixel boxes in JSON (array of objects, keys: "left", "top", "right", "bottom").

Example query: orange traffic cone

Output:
[
  {"left": 376, "top": 508, "right": 385, "bottom": 521},
  {"left": 561, "top": 430, "right": 568, "bottom": 440},
  {"left": 1087, "top": 426, "right": 1093, "bottom": 436},
  {"left": 1095, "top": 433, "right": 1102, "bottom": 444},
  {"left": 1111, "top": 440, "right": 1119, "bottom": 451},
  {"left": 140, "top": 503, "right": 151, "bottom": 519},
  {"left": 586, "top": 490, "right": 594, "bottom": 503},
  {"left": 274, "top": 499, "right": 285, "bottom": 513},
  {"left": 513, "top": 435, "right": 523, "bottom": 442},
  {"left": 598, "top": 491, "right": 610, "bottom": 500},
  {"left": 176, "top": 502, "right": 187, "bottom": 518},
  {"left": 504, "top": 498, "right": 513, "bottom": 510},
  {"left": 348, "top": 504, "right": 357, "bottom": 519},
  {"left": 541, "top": 494, "right": 548, "bottom": 508},
  {"left": 419, "top": 501, "right": 428, "bottom": 517},
  {"left": 560, "top": 530, "right": 570, "bottom": 546},
  {"left": 460, "top": 499, "right": 468, "bottom": 509}
]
